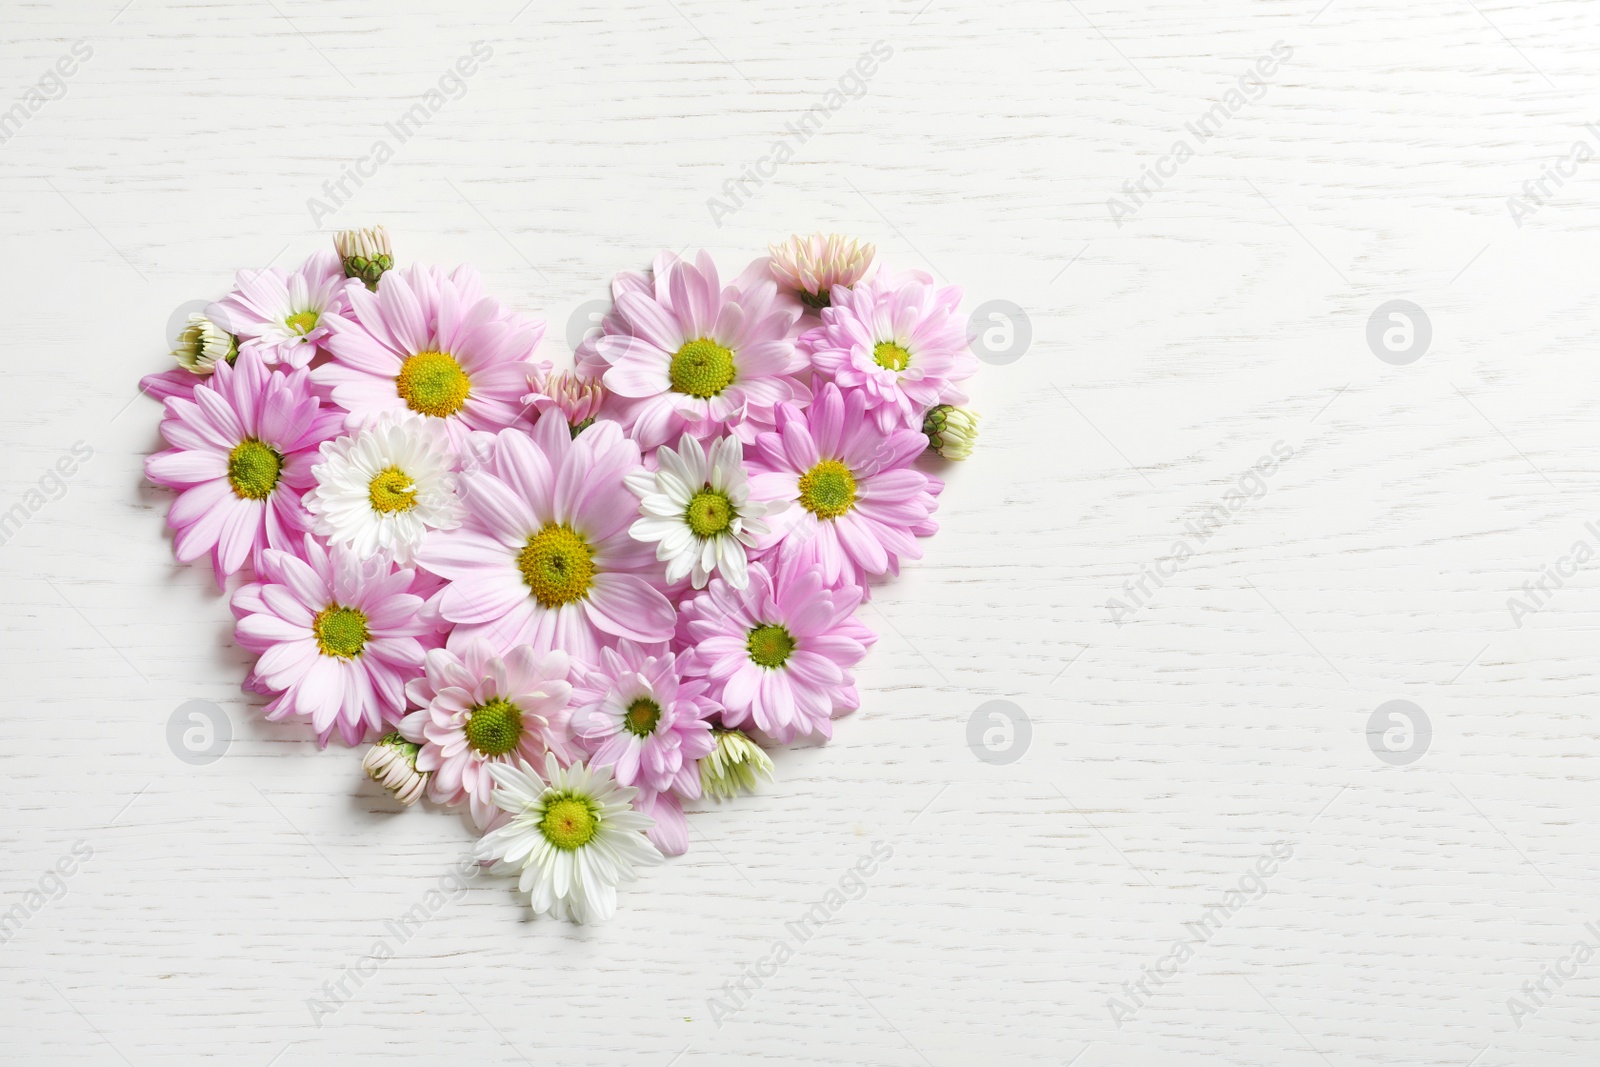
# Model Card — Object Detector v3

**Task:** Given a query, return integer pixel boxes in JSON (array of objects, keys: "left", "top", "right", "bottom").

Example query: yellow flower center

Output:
[
  {"left": 624, "top": 697, "right": 662, "bottom": 738},
  {"left": 746, "top": 623, "right": 796, "bottom": 669},
  {"left": 684, "top": 487, "right": 733, "bottom": 537},
  {"left": 797, "top": 459, "right": 857, "bottom": 520},
  {"left": 517, "top": 524, "right": 596, "bottom": 607},
  {"left": 367, "top": 466, "right": 418, "bottom": 513},
  {"left": 313, "top": 605, "right": 369, "bottom": 659},
  {"left": 669, "top": 338, "right": 736, "bottom": 398},
  {"left": 285, "top": 310, "right": 321, "bottom": 335},
  {"left": 464, "top": 698, "right": 523, "bottom": 756},
  {"left": 540, "top": 794, "right": 599, "bottom": 850},
  {"left": 395, "top": 350, "right": 471, "bottom": 417},
  {"left": 226, "top": 438, "right": 283, "bottom": 500},
  {"left": 873, "top": 341, "right": 911, "bottom": 372}
]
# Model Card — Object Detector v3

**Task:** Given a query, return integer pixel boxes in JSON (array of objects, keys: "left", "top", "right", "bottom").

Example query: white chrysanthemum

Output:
[
  {"left": 305, "top": 412, "right": 463, "bottom": 564},
  {"left": 475, "top": 754, "right": 662, "bottom": 924},
  {"left": 625, "top": 434, "right": 784, "bottom": 590}
]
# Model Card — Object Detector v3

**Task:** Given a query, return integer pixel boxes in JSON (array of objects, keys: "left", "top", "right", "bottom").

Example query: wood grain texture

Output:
[{"left": 3, "top": 0, "right": 1600, "bottom": 1063}]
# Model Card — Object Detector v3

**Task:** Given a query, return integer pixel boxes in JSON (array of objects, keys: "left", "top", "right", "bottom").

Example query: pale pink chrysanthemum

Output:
[
  {"left": 587, "top": 250, "right": 807, "bottom": 450},
  {"left": 570, "top": 640, "right": 715, "bottom": 855},
  {"left": 232, "top": 535, "right": 435, "bottom": 747},
  {"left": 398, "top": 639, "right": 578, "bottom": 829},
  {"left": 767, "top": 233, "right": 876, "bottom": 310},
  {"left": 416, "top": 413, "right": 676, "bottom": 665},
  {"left": 314, "top": 263, "right": 549, "bottom": 446},
  {"left": 679, "top": 558, "right": 875, "bottom": 744},
  {"left": 802, "top": 269, "right": 976, "bottom": 433},
  {"left": 747, "top": 382, "right": 941, "bottom": 591},
  {"left": 207, "top": 249, "right": 349, "bottom": 369},
  {"left": 144, "top": 351, "right": 343, "bottom": 586}
]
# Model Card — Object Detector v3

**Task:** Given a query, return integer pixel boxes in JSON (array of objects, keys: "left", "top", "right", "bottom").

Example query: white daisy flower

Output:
[
  {"left": 475, "top": 754, "right": 662, "bottom": 924},
  {"left": 625, "top": 434, "right": 784, "bottom": 590},
  {"left": 305, "top": 412, "right": 464, "bottom": 564}
]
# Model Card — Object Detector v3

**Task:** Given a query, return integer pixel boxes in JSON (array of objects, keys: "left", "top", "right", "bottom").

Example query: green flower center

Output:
[
  {"left": 395, "top": 350, "right": 470, "bottom": 417},
  {"left": 669, "top": 338, "right": 736, "bottom": 398},
  {"left": 464, "top": 697, "right": 524, "bottom": 756},
  {"left": 746, "top": 623, "right": 796, "bottom": 669},
  {"left": 517, "top": 523, "right": 596, "bottom": 607},
  {"left": 227, "top": 438, "right": 283, "bottom": 500},
  {"left": 684, "top": 487, "right": 733, "bottom": 537},
  {"left": 285, "top": 310, "right": 321, "bottom": 335},
  {"left": 797, "top": 459, "right": 857, "bottom": 520},
  {"left": 623, "top": 697, "right": 662, "bottom": 738},
  {"left": 313, "top": 605, "right": 369, "bottom": 659},
  {"left": 367, "top": 466, "right": 417, "bottom": 513},
  {"left": 873, "top": 341, "right": 911, "bottom": 372},
  {"left": 540, "top": 794, "right": 599, "bottom": 850}
]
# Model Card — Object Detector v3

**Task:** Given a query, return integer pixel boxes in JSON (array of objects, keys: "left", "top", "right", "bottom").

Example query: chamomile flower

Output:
[
  {"left": 305, "top": 412, "right": 464, "bottom": 564},
  {"left": 475, "top": 754, "right": 662, "bottom": 924},
  {"left": 625, "top": 433, "right": 782, "bottom": 589}
]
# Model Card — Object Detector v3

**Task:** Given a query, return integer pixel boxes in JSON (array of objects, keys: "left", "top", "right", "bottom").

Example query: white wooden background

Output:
[{"left": 4, "top": 0, "right": 1599, "bottom": 1063}]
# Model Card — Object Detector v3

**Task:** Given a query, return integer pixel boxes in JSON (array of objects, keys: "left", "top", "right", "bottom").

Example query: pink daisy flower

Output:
[
  {"left": 748, "top": 382, "right": 941, "bottom": 590},
  {"left": 802, "top": 269, "right": 976, "bottom": 433},
  {"left": 232, "top": 535, "right": 435, "bottom": 747},
  {"left": 398, "top": 639, "right": 578, "bottom": 829},
  {"left": 589, "top": 250, "right": 807, "bottom": 450},
  {"left": 679, "top": 558, "right": 875, "bottom": 744},
  {"left": 145, "top": 351, "right": 343, "bottom": 586},
  {"left": 314, "top": 263, "right": 548, "bottom": 446},
  {"left": 570, "top": 640, "right": 715, "bottom": 855},
  {"left": 208, "top": 249, "right": 349, "bottom": 369},
  {"left": 416, "top": 413, "right": 676, "bottom": 665}
]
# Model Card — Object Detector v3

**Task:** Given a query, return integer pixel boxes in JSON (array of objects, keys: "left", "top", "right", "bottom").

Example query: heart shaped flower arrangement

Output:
[{"left": 142, "top": 229, "right": 980, "bottom": 923}]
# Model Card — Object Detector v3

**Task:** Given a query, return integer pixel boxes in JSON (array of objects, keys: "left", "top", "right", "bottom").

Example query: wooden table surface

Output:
[{"left": 4, "top": 0, "right": 1599, "bottom": 1063}]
